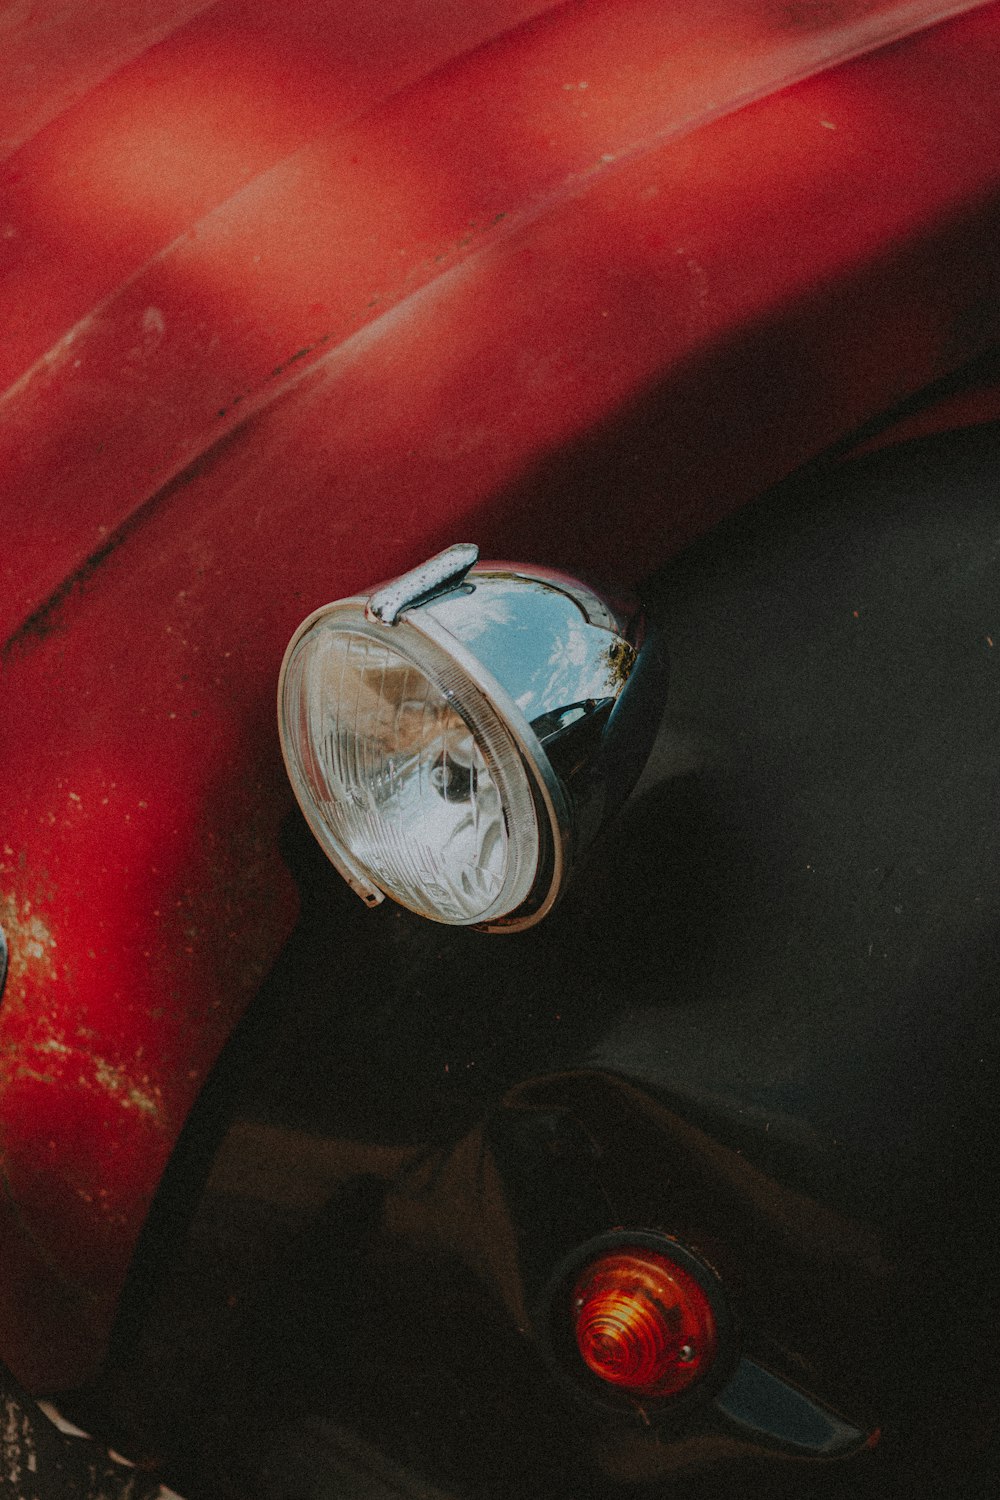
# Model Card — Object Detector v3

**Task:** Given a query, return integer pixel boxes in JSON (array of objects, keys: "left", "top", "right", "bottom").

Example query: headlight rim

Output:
[{"left": 277, "top": 591, "right": 573, "bottom": 931}]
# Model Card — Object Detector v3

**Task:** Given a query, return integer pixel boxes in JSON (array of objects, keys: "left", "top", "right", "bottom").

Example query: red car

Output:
[{"left": 2, "top": 1, "right": 999, "bottom": 1494}]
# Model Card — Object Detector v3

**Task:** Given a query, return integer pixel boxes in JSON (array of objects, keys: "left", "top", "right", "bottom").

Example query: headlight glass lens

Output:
[{"left": 280, "top": 616, "right": 541, "bottom": 925}]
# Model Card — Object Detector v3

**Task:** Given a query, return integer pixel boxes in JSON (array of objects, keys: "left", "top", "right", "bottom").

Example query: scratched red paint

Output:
[{"left": 1, "top": 0, "right": 1000, "bottom": 1388}]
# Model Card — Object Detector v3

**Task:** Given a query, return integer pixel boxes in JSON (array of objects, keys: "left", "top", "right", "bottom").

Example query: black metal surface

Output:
[{"left": 72, "top": 424, "right": 1000, "bottom": 1498}]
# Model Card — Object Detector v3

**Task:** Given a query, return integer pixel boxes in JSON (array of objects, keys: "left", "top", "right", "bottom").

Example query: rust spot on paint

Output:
[
  {"left": 0, "top": 893, "right": 58, "bottom": 1005},
  {"left": 2, "top": 426, "right": 250, "bottom": 660},
  {"left": 91, "top": 1056, "right": 163, "bottom": 1121},
  {"left": 0, "top": 891, "right": 166, "bottom": 1132},
  {"left": 268, "top": 343, "right": 316, "bottom": 381},
  {"left": 216, "top": 330, "right": 340, "bottom": 421},
  {"left": 2, "top": 522, "right": 146, "bottom": 658}
]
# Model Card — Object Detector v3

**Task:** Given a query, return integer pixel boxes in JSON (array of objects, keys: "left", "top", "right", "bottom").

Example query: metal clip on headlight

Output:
[{"left": 277, "top": 545, "right": 666, "bottom": 931}]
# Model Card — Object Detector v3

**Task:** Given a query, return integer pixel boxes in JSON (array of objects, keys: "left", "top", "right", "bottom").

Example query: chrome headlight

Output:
[{"left": 277, "top": 544, "right": 664, "bottom": 931}]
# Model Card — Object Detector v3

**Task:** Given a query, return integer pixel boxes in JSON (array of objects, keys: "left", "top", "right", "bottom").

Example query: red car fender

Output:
[{"left": 2, "top": 0, "right": 1000, "bottom": 1388}]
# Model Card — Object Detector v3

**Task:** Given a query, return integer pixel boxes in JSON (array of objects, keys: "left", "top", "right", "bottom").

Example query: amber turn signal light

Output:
[{"left": 572, "top": 1248, "right": 718, "bottom": 1399}]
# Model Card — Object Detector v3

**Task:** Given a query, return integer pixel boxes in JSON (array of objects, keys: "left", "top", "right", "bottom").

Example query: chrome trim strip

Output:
[{"left": 365, "top": 543, "right": 480, "bottom": 626}]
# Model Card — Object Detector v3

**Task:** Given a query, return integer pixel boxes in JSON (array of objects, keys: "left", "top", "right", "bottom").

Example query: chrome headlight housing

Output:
[{"left": 277, "top": 545, "right": 664, "bottom": 931}]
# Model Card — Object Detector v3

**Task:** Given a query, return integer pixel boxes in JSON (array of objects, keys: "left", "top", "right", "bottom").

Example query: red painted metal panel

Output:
[
  {"left": 1, "top": 0, "right": 1000, "bottom": 1387},
  {"left": 0, "top": 0, "right": 216, "bottom": 162},
  {"left": 2, "top": 0, "right": 994, "bottom": 646}
]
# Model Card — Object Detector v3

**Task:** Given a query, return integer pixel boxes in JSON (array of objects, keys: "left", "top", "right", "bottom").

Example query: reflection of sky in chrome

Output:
[{"left": 426, "top": 579, "right": 617, "bottom": 721}]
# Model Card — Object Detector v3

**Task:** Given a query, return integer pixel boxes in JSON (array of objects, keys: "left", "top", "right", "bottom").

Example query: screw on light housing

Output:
[{"left": 277, "top": 544, "right": 667, "bottom": 931}]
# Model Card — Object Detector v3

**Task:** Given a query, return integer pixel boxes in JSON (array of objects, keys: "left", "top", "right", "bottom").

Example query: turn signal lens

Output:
[{"left": 573, "top": 1249, "right": 718, "bottom": 1399}]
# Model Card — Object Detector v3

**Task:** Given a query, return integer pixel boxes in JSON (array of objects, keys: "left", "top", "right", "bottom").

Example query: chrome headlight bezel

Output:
[{"left": 277, "top": 545, "right": 658, "bottom": 932}]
